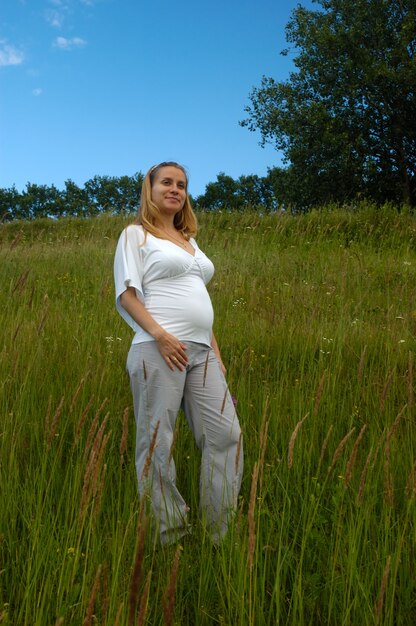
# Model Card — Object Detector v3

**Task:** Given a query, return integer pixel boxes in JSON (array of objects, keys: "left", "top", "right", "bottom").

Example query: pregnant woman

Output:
[{"left": 114, "top": 161, "right": 243, "bottom": 545}]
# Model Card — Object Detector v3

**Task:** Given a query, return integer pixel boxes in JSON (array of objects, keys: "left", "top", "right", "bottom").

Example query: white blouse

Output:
[{"left": 114, "top": 224, "right": 215, "bottom": 346}]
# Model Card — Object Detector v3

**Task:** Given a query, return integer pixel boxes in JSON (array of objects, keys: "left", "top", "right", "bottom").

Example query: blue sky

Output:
[{"left": 0, "top": 0, "right": 315, "bottom": 197}]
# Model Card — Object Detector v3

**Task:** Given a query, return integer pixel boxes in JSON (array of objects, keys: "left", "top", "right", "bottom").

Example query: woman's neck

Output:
[{"left": 157, "top": 218, "right": 177, "bottom": 232}]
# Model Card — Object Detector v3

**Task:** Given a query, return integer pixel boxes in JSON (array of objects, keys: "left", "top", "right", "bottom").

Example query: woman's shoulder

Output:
[{"left": 119, "top": 223, "right": 146, "bottom": 245}]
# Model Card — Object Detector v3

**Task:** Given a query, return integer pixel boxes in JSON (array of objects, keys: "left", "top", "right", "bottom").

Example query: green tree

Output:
[
  {"left": 0, "top": 186, "right": 21, "bottom": 221},
  {"left": 241, "top": 0, "right": 416, "bottom": 209},
  {"left": 83, "top": 173, "right": 143, "bottom": 215},
  {"left": 63, "top": 180, "right": 92, "bottom": 217},
  {"left": 196, "top": 173, "right": 240, "bottom": 210},
  {"left": 20, "top": 183, "right": 64, "bottom": 219},
  {"left": 195, "top": 172, "right": 276, "bottom": 210}
]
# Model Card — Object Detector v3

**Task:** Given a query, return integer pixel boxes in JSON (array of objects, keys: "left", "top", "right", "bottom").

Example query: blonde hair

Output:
[{"left": 136, "top": 162, "right": 197, "bottom": 240}]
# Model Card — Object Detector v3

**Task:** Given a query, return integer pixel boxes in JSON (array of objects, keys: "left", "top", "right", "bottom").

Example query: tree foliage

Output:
[
  {"left": 0, "top": 173, "right": 144, "bottom": 221},
  {"left": 241, "top": 0, "right": 416, "bottom": 209},
  {"left": 195, "top": 172, "right": 277, "bottom": 211}
]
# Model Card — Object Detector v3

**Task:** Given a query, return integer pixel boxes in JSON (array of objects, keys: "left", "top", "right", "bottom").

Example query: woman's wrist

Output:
[{"left": 151, "top": 325, "right": 166, "bottom": 342}]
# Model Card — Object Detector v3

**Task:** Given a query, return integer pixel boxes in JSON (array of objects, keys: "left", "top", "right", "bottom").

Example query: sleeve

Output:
[{"left": 114, "top": 225, "right": 146, "bottom": 331}]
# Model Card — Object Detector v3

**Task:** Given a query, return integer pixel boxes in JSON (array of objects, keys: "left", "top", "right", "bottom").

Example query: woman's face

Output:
[{"left": 151, "top": 166, "right": 187, "bottom": 218}]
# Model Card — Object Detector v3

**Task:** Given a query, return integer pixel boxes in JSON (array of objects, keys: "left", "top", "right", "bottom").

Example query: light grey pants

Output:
[{"left": 126, "top": 340, "right": 243, "bottom": 544}]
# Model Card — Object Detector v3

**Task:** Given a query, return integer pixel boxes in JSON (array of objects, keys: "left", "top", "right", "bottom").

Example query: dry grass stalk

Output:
[
  {"left": 12, "top": 320, "right": 23, "bottom": 342},
  {"left": 163, "top": 545, "right": 181, "bottom": 626},
  {"left": 37, "top": 307, "right": 49, "bottom": 334},
  {"left": 405, "top": 460, "right": 416, "bottom": 498},
  {"left": 69, "top": 372, "right": 90, "bottom": 413},
  {"left": 386, "top": 404, "right": 406, "bottom": 446},
  {"left": 382, "top": 406, "right": 406, "bottom": 507},
  {"left": 141, "top": 420, "right": 160, "bottom": 481},
  {"left": 93, "top": 458, "right": 109, "bottom": 519},
  {"left": 258, "top": 396, "right": 270, "bottom": 491},
  {"left": 10, "top": 231, "right": 23, "bottom": 250},
  {"left": 83, "top": 397, "right": 109, "bottom": 461},
  {"left": 128, "top": 513, "right": 148, "bottom": 626},
  {"left": 75, "top": 397, "right": 94, "bottom": 443},
  {"left": 357, "top": 426, "right": 387, "bottom": 505},
  {"left": 407, "top": 351, "right": 414, "bottom": 408},
  {"left": 318, "top": 424, "right": 333, "bottom": 470},
  {"left": 36, "top": 293, "right": 49, "bottom": 334},
  {"left": 357, "top": 345, "right": 367, "bottom": 383},
  {"left": 313, "top": 372, "right": 326, "bottom": 417},
  {"left": 248, "top": 461, "right": 259, "bottom": 570},
  {"left": 46, "top": 396, "right": 64, "bottom": 449},
  {"left": 13, "top": 269, "right": 30, "bottom": 294},
  {"left": 120, "top": 406, "right": 130, "bottom": 468},
  {"left": 235, "top": 431, "right": 243, "bottom": 476},
  {"left": 374, "top": 555, "right": 391, "bottom": 625},
  {"left": 100, "top": 279, "right": 109, "bottom": 298},
  {"left": 288, "top": 413, "right": 308, "bottom": 469},
  {"left": 203, "top": 351, "right": 209, "bottom": 387},
  {"left": 328, "top": 427, "right": 355, "bottom": 473},
  {"left": 80, "top": 415, "right": 110, "bottom": 515},
  {"left": 372, "top": 427, "right": 386, "bottom": 466},
  {"left": 27, "top": 284, "right": 35, "bottom": 309},
  {"left": 236, "top": 495, "right": 244, "bottom": 539},
  {"left": 90, "top": 427, "right": 111, "bottom": 498},
  {"left": 136, "top": 571, "right": 152, "bottom": 626},
  {"left": 83, "top": 564, "right": 102, "bottom": 626},
  {"left": 380, "top": 369, "right": 394, "bottom": 412},
  {"left": 345, "top": 424, "right": 367, "bottom": 488},
  {"left": 114, "top": 602, "right": 124, "bottom": 626},
  {"left": 383, "top": 450, "right": 394, "bottom": 507},
  {"left": 53, "top": 618, "right": 64, "bottom": 626},
  {"left": 44, "top": 395, "right": 52, "bottom": 433},
  {"left": 101, "top": 560, "right": 110, "bottom": 624},
  {"left": 220, "top": 385, "right": 229, "bottom": 415}
]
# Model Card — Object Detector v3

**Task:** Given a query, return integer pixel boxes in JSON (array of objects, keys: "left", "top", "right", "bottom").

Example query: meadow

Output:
[{"left": 1, "top": 204, "right": 416, "bottom": 625}]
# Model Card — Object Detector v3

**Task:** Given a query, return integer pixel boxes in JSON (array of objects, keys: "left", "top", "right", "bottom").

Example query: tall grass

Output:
[{"left": 1, "top": 203, "right": 416, "bottom": 624}]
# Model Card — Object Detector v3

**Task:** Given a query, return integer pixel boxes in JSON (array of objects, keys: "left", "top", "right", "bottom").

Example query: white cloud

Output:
[
  {"left": 45, "top": 0, "right": 70, "bottom": 28},
  {"left": 0, "top": 40, "right": 25, "bottom": 67},
  {"left": 32, "top": 88, "right": 43, "bottom": 96},
  {"left": 45, "top": 9, "right": 65, "bottom": 28},
  {"left": 53, "top": 36, "right": 87, "bottom": 50}
]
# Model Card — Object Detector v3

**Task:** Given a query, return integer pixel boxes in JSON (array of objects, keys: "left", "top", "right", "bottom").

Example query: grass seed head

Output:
[{"left": 288, "top": 413, "right": 308, "bottom": 468}]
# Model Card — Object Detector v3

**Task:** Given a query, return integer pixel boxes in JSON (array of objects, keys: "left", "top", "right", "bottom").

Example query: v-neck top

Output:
[{"left": 114, "top": 224, "right": 215, "bottom": 346}]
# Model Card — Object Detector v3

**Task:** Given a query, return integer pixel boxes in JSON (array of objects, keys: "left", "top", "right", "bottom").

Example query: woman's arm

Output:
[
  {"left": 211, "top": 332, "right": 227, "bottom": 375},
  {"left": 120, "top": 287, "right": 188, "bottom": 371}
]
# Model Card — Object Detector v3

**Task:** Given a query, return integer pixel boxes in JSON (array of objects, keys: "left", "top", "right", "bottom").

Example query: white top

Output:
[{"left": 114, "top": 224, "right": 215, "bottom": 346}]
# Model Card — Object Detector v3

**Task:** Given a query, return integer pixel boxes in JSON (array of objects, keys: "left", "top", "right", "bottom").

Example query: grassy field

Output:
[{"left": 1, "top": 204, "right": 416, "bottom": 625}]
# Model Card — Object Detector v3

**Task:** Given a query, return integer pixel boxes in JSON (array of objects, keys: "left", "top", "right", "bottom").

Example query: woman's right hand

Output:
[
  {"left": 120, "top": 289, "right": 188, "bottom": 371},
  {"left": 155, "top": 330, "right": 188, "bottom": 371}
]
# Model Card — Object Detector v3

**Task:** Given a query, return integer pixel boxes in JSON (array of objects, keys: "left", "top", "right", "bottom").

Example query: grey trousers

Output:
[{"left": 126, "top": 340, "right": 243, "bottom": 544}]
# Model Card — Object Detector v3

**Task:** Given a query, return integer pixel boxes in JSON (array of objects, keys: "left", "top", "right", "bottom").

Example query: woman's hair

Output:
[{"left": 136, "top": 161, "right": 197, "bottom": 239}]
